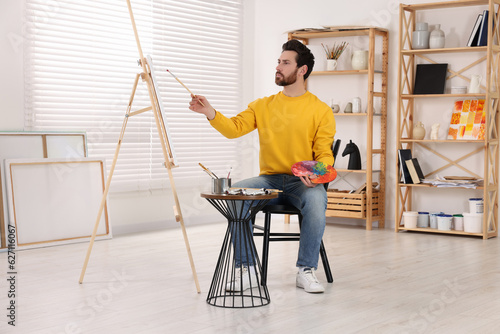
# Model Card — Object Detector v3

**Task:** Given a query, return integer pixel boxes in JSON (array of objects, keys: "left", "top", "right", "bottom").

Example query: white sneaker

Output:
[
  {"left": 296, "top": 267, "right": 325, "bottom": 293},
  {"left": 226, "top": 266, "right": 258, "bottom": 292}
]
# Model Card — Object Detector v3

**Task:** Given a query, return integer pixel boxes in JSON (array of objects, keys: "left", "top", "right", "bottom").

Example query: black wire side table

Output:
[{"left": 201, "top": 192, "right": 278, "bottom": 308}]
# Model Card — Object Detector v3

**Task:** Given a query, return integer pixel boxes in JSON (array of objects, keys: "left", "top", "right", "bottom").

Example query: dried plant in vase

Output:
[{"left": 321, "top": 42, "right": 349, "bottom": 70}]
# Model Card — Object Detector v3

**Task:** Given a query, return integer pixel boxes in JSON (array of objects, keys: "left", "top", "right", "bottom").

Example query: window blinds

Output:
[{"left": 24, "top": 0, "right": 243, "bottom": 192}]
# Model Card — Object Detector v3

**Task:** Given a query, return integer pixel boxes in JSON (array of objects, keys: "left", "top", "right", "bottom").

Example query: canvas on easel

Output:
[
  {"left": 146, "top": 54, "right": 178, "bottom": 167},
  {"left": 79, "top": 0, "right": 200, "bottom": 293}
]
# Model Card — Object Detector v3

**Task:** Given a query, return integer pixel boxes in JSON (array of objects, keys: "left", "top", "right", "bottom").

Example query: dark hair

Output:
[{"left": 281, "top": 39, "right": 315, "bottom": 79}]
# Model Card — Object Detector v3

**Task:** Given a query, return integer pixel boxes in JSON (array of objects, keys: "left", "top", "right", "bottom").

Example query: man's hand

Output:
[
  {"left": 299, "top": 176, "right": 318, "bottom": 188},
  {"left": 189, "top": 94, "right": 216, "bottom": 120}
]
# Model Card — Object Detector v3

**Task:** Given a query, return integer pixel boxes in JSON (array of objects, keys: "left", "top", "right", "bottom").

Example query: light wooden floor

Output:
[{"left": 1, "top": 220, "right": 500, "bottom": 334}]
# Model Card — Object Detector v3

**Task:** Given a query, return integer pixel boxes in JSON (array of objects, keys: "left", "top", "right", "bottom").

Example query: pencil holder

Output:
[{"left": 212, "top": 178, "right": 231, "bottom": 194}]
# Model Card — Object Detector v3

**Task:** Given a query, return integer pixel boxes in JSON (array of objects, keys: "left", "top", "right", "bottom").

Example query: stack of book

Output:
[{"left": 467, "top": 10, "right": 491, "bottom": 47}]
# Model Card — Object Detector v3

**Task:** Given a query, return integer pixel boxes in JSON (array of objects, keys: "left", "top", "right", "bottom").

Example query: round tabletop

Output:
[{"left": 200, "top": 192, "right": 278, "bottom": 201}]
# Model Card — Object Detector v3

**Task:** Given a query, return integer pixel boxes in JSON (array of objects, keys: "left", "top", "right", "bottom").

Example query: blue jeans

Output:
[{"left": 233, "top": 174, "right": 327, "bottom": 269}]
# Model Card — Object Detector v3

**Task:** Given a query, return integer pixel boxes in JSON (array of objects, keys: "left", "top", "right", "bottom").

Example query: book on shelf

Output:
[
  {"left": 405, "top": 158, "right": 423, "bottom": 184},
  {"left": 477, "top": 10, "right": 489, "bottom": 47},
  {"left": 411, "top": 158, "right": 425, "bottom": 180},
  {"left": 413, "top": 64, "right": 448, "bottom": 94},
  {"left": 398, "top": 149, "right": 413, "bottom": 184},
  {"left": 467, "top": 14, "right": 483, "bottom": 47}
]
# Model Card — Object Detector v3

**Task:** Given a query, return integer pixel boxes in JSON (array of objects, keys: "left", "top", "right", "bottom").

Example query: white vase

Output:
[
  {"left": 412, "top": 22, "right": 429, "bottom": 49},
  {"left": 352, "top": 97, "right": 361, "bottom": 113},
  {"left": 429, "top": 24, "right": 445, "bottom": 49},
  {"left": 351, "top": 50, "right": 368, "bottom": 70}
]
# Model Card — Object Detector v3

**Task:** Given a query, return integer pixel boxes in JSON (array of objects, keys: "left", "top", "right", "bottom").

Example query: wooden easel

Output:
[{"left": 79, "top": 0, "right": 200, "bottom": 293}]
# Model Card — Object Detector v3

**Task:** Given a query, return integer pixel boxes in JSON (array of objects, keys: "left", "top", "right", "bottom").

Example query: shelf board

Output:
[
  {"left": 402, "top": 0, "right": 489, "bottom": 11},
  {"left": 401, "top": 46, "right": 487, "bottom": 54},
  {"left": 310, "top": 69, "right": 383, "bottom": 76},
  {"left": 401, "top": 93, "right": 486, "bottom": 98},
  {"left": 398, "top": 226, "right": 485, "bottom": 236},
  {"left": 334, "top": 113, "right": 368, "bottom": 116},
  {"left": 398, "top": 183, "right": 484, "bottom": 189},
  {"left": 289, "top": 27, "right": 388, "bottom": 39},
  {"left": 333, "top": 112, "right": 384, "bottom": 117},
  {"left": 401, "top": 139, "right": 485, "bottom": 143},
  {"left": 336, "top": 169, "right": 382, "bottom": 173}
]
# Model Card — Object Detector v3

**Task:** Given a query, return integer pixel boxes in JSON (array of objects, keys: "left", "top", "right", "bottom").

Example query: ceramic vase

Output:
[
  {"left": 429, "top": 24, "right": 445, "bottom": 48},
  {"left": 413, "top": 122, "right": 426, "bottom": 140},
  {"left": 344, "top": 102, "right": 353, "bottom": 113},
  {"left": 469, "top": 74, "right": 482, "bottom": 93},
  {"left": 412, "top": 22, "right": 429, "bottom": 49},
  {"left": 351, "top": 50, "right": 368, "bottom": 70},
  {"left": 352, "top": 97, "right": 361, "bottom": 113},
  {"left": 326, "top": 59, "right": 337, "bottom": 71},
  {"left": 330, "top": 99, "right": 340, "bottom": 113}
]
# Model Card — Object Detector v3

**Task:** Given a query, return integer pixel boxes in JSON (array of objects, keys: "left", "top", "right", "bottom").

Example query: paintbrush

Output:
[
  {"left": 167, "top": 69, "right": 206, "bottom": 107},
  {"left": 199, "top": 163, "right": 219, "bottom": 179}
]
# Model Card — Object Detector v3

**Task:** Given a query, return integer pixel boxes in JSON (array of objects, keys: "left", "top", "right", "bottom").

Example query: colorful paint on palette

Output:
[{"left": 291, "top": 160, "right": 337, "bottom": 184}]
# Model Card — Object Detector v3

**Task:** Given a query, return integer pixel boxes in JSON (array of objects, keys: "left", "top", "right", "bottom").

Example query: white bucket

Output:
[
  {"left": 463, "top": 213, "right": 483, "bottom": 233},
  {"left": 468, "top": 198, "right": 484, "bottom": 214},
  {"left": 437, "top": 214, "right": 452, "bottom": 231},
  {"left": 453, "top": 215, "right": 464, "bottom": 231},
  {"left": 403, "top": 211, "right": 418, "bottom": 228}
]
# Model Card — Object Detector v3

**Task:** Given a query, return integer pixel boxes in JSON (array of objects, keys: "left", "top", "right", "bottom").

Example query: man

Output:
[{"left": 189, "top": 39, "right": 335, "bottom": 293}]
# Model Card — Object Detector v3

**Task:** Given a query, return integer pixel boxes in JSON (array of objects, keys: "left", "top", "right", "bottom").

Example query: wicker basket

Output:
[{"left": 326, "top": 189, "right": 380, "bottom": 218}]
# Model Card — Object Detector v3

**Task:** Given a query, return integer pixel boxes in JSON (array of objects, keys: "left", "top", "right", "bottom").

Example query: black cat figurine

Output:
[{"left": 341, "top": 140, "right": 361, "bottom": 170}]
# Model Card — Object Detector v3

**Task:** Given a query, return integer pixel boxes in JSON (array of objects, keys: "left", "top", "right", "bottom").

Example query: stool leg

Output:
[
  {"left": 261, "top": 212, "right": 271, "bottom": 286},
  {"left": 320, "top": 241, "right": 333, "bottom": 283}
]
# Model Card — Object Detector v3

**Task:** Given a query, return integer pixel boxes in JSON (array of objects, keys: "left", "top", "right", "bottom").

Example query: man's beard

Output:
[{"left": 275, "top": 68, "right": 298, "bottom": 86}]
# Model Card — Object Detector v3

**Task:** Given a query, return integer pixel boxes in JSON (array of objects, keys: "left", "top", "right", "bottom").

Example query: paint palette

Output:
[{"left": 291, "top": 160, "right": 337, "bottom": 184}]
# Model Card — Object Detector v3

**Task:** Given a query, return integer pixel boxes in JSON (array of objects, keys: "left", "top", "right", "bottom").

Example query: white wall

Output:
[
  {"left": 252, "top": 0, "right": 493, "bottom": 228},
  {"left": 1, "top": 0, "right": 494, "bottom": 232},
  {"left": 0, "top": 0, "right": 24, "bottom": 130}
]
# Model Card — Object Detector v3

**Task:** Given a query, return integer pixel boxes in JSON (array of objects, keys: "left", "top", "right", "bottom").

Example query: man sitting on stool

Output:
[{"left": 189, "top": 39, "right": 335, "bottom": 293}]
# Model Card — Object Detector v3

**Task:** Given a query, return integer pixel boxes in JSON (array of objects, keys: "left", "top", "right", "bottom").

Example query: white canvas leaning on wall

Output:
[
  {"left": 4, "top": 158, "right": 111, "bottom": 250},
  {"left": 0, "top": 132, "right": 88, "bottom": 249}
]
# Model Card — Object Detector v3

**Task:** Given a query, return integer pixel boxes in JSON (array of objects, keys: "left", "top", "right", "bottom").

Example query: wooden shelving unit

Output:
[
  {"left": 396, "top": 0, "right": 499, "bottom": 239},
  {"left": 288, "top": 27, "right": 388, "bottom": 230}
]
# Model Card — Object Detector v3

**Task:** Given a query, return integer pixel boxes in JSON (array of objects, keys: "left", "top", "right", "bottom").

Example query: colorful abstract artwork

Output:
[
  {"left": 291, "top": 160, "right": 337, "bottom": 184},
  {"left": 447, "top": 99, "right": 485, "bottom": 140}
]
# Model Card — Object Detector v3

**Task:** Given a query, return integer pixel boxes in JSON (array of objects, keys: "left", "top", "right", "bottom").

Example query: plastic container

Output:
[
  {"left": 417, "top": 212, "right": 430, "bottom": 228},
  {"left": 469, "top": 198, "right": 484, "bottom": 214},
  {"left": 403, "top": 211, "right": 419, "bottom": 228},
  {"left": 437, "top": 214, "right": 452, "bottom": 231},
  {"left": 429, "top": 212, "right": 443, "bottom": 229},
  {"left": 453, "top": 214, "right": 464, "bottom": 231},
  {"left": 463, "top": 213, "right": 483, "bottom": 233}
]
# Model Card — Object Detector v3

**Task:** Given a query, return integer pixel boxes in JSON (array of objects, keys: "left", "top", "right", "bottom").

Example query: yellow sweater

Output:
[{"left": 210, "top": 91, "right": 336, "bottom": 175}]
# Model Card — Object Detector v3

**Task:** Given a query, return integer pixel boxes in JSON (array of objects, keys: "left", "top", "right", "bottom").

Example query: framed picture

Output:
[{"left": 447, "top": 99, "right": 485, "bottom": 140}]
